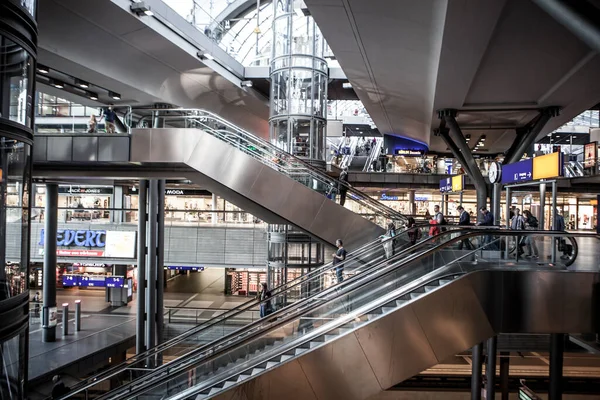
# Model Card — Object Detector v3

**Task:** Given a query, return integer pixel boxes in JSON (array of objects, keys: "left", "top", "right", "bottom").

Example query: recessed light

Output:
[
  {"left": 108, "top": 91, "right": 121, "bottom": 100},
  {"left": 342, "top": 82, "right": 352, "bottom": 89},
  {"left": 49, "top": 79, "right": 64, "bottom": 89},
  {"left": 37, "top": 64, "right": 50, "bottom": 74},
  {"left": 88, "top": 92, "right": 98, "bottom": 101},
  {"left": 75, "top": 79, "right": 89, "bottom": 88}
]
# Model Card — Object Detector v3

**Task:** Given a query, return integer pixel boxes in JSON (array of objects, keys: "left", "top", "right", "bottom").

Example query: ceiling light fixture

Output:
[
  {"left": 88, "top": 92, "right": 99, "bottom": 101},
  {"left": 37, "top": 64, "right": 50, "bottom": 74},
  {"left": 108, "top": 91, "right": 121, "bottom": 100},
  {"left": 342, "top": 82, "right": 352, "bottom": 89},
  {"left": 241, "top": 80, "right": 253, "bottom": 88},
  {"left": 75, "top": 78, "right": 89, "bottom": 88},
  {"left": 131, "top": 1, "right": 154, "bottom": 16},
  {"left": 49, "top": 79, "right": 64, "bottom": 89}
]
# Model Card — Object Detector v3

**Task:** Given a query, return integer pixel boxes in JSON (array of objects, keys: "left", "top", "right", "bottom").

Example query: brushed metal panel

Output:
[
  {"left": 245, "top": 168, "right": 297, "bottom": 219},
  {"left": 355, "top": 304, "right": 438, "bottom": 389},
  {"left": 216, "top": 150, "right": 264, "bottom": 198},
  {"left": 152, "top": 128, "right": 202, "bottom": 163},
  {"left": 310, "top": 199, "right": 367, "bottom": 247},
  {"left": 130, "top": 130, "right": 152, "bottom": 161},
  {"left": 342, "top": 217, "right": 385, "bottom": 250},
  {"left": 73, "top": 136, "right": 98, "bottom": 161},
  {"left": 212, "top": 387, "right": 249, "bottom": 400},
  {"left": 559, "top": 273, "right": 598, "bottom": 333},
  {"left": 47, "top": 136, "right": 73, "bottom": 161},
  {"left": 411, "top": 277, "right": 495, "bottom": 361},
  {"left": 277, "top": 182, "right": 327, "bottom": 231},
  {"left": 184, "top": 135, "right": 237, "bottom": 181},
  {"left": 298, "top": 333, "right": 382, "bottom": 400},
  {"left": 98, "top": 136, "right": 130, "bottom": 161},
  {"left": 33, "top": 136, "right": 48, "bottom": 162},
  {"left": 242, "top": 359, "right": 317, "bottom": 400}
]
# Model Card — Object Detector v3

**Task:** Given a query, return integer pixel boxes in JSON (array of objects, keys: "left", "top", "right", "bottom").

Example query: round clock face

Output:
[{"left": 488, "top": 162, "right": 501, "bottom": 184}]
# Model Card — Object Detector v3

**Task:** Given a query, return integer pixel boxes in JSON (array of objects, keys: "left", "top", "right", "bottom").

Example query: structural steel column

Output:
[
  {"left": 146, "top": 180, "right": 158, "bottom": 353},
  {"left": 486, "top": 336, "right": 498, "bottom": 400},
  {"left": 440, "top": 110, "right": 488, "bottom": 215},
  {"left": 471, "top": 342, "right": 484, "bottom": 400},
  {"left": 156, "top": 179, "right": 165, "bottom": 346},
  {"left": 408, "top": 190, "right": 416, "bottom": 215},
  {"left": 42, "top": 183, "right": 58, "bottom": 342},
  {"left": 492, "top": 183, "right": 502, "bottom": 226},
  {"left": 136, "top": 180, "right": 148, "bottom": 353},
  {"left": 505, "top": 108, "right": 559, "bottom": 165},
  {"left": 540, "top": 182, "right": 547, "bottom": 230},
  {"left": 531, "top": 0, "right": 600, "bottom": 53},
  {"left": 499, "top": 351, "right": 510, "bottom": 400},
  {"left": 550, "top": 333, "right": 565, "bottom": 400}
]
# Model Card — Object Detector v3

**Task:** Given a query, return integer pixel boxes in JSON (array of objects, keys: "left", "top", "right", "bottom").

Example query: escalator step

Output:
[
  {"left": 410, "top": 292, "right": 423, "bottom": 300},
  {"left": 366, "top": 313, "right": 379, "bottom": 321},
  {"left": 223, "top": 380, "right": 237, "bottom": 389},
  {"left": 266, "top": 361, "right": 279, "bottom": 369},
  {"left": 439, "top": 279, "right": 452, "bottom": 285},
  {"left": 280, "top": 354, "right": 293, "bottom": 362},
  {"left": 325, "top": 333, "right": 339, "bottom": 341},
  {"left": 309, "top": 341, "right": 321, "bottom": 348},
  {"left": 381, "top": 307, "right": 396, "bottom": 313},
  {"left": 423, "top": 285, "right": 437, "bottom": 292},
  {"left": 237, "top": 374, "right": 251, "bottom": 382},
  {"left": 251, "top": 368, "right": 265, "bottom": 376},
  {"left": 209, "top": 387, "right": 223, "bottom": 395},
  {"left": 396, "top": 300, "right": 407, "bottom": 307},
  {"left": 295, "top": 347, "right": 308, "bottom": 355}
]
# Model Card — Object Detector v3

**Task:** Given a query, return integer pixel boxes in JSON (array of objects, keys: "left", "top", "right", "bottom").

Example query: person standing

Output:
[
  {"left": 407, "top": 217, "right": 420, "bottom": 246},
  {"left": 332, "top": 239, "right": 347, "bottom": 283},
  {"left": 554, "top": 208, "right": 569, "bottom": 259},
  {"left": 457, "top": 206, "right": 473, "bottom": 250},
  {"left": 522, "top": 210, "right": 539, "bottom": 259},
  {"left": 434, "top": 204, "right": 446, "bottom": 232},
  {"left": 100, "top": 105, "right": 117, "bottom": 134},
  {"left": 338, "top": 167, "right": 349, "bottom": 206},
  {"left": 87, "top": 114, "right": 98, "bottom": 133},
  {"left": 258, "top": 282, "right": 272, "bottom": 318}
]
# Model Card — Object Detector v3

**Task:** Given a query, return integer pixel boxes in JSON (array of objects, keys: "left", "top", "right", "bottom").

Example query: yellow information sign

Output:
[
  {"left": 451, "top": 175, "right": 464, "bottom": 192},
  {"left": 532, "top": 152, "right": 562, "bottom": 180}
]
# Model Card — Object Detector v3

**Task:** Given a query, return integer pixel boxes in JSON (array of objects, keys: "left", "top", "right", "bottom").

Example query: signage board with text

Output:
[
  {"left": 62, "top": 275, "right": 125, "bottom": 288},
  {"left": 501, "top": 159, "right": 533, "bottom": 184},
  {"left": 439, "top": 178, "right": 452, "bottom": 193},
  {"left": 39, "top": 229, "right": 136, "bottom": 258},
  {"left": 451, "top": 175, "right": 464, "bottom": 192}
]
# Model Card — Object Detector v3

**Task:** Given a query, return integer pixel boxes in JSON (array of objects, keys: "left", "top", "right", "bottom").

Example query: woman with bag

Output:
[{"left": 258, "top": 282, "right": 273, "bottom": 318}]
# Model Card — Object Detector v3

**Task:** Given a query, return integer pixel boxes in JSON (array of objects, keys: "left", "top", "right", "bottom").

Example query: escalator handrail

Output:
[
  {"left": 59, "top": 224, "right": 432, "bottom": 397},
  {"left": 110, "top": 231, "right": 582, "bottom": 399},
  {"left": 129, "top": 107, "right": 406, "bottom": 222},
  {"left": 90, "top": 229, "right": 570, "bottom": 399}
]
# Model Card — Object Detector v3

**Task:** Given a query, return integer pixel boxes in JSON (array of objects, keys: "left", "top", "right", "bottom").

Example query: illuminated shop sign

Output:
[
  {"left": 395, "top": 149, "right": 423, "bottom": 156},
  {"left": 58, "top": 186, "right": 113, "bottom": 195},
  {"left": 39, "top": 229, "right": 106, "bottom": 247},
  {"left": 584, "top": 142, "right": 598, "bottom": 169},
  {"left": 439, "top": 178, "right": 452, "bottom": 193},
  {"left": 379, "top": 193, "right": 399, "bottom": 201},
  {"left": 164, "top": 189, "right": 212, "bottom": 196},
  {"left": 167, "top": 266, "right": 205, "bottom": 271},
  {"left": 62, "top": 275, "right": 124, "bottom": 288}
]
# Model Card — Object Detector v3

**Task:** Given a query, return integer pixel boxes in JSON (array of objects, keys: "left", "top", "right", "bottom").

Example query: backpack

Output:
[{"left": 528, "top": 216, "right": 539, "bottom": 228}]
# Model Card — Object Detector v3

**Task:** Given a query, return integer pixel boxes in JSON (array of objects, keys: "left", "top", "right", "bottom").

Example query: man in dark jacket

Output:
[
  {"left": 338, "top": 168, "right": 349, "bottom": 206},
  {"left": 457, "top": 206, "right": 473, "bottom": 250}
]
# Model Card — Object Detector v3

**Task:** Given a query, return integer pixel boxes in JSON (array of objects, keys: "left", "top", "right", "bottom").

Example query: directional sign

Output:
[
  {"left": 439, "top": 177, "right": 452, "bottom": 192},
  {"left": 501, "top": 159, "right": 533, "bottom": 184}
]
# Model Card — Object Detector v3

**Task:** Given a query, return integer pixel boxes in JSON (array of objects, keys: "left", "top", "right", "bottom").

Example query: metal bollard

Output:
[
  {"left": 75, "top": 300, "right": 81, "bottom": 331},
  {"left": 62, "top": 303, "right": 69, "bottom": 336}
]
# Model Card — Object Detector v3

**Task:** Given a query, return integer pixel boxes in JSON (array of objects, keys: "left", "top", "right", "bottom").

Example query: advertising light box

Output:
[
  {"left": 451, "top": 175, "right": 464, "bottom": 192},
  {"left": 104, "top": 231, "right": 137, "bottom": 258},
  {"left": 584, "top": 142, "right": 598, "bottom": 169},
  {"left": 532, "top": 152, "right": 563, "bottom": 180}
]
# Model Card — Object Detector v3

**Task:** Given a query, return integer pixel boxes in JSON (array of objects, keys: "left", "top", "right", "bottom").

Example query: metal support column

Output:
[
  {"left": 471, "top": 342, "right": 483, "bottom": 400},
  {"left": 440, "top": 110, "right": 489, "bottom": 214},
  {"left": 408, "top": 190, "right": 416, "bottom": 215},
  {"left": 505, "top": 187, "right": 512, "bottom": 259},
  {"left": 42, "top": 183, "right": 58, "bottom": 342},
  {"left": 505, "top": 108, "right": 559, "bottom": 164},
  {"left": 551, "top": 181, "right": 557, "bottom": 263},
  {"left": 136, "top": 180, "right": 148, "bottom": 353},
  {"left": 146, "top": 180, "right": 158, "bottom": 353},
  {"left": 486, "top": 336, "right": 498, "bottom": 400},
  {"left": 550, "top": 333, "right": 565, "bottom": 400},
  {"left": 156, "top": 179, "right": 165, "bottom": 347},
  {"left": 492, "top": 183, "right": 502, "bottom": 226},
  {"left": 211, "top": 193, "right": 217, "bottom": 225},
  {"left": 499, "top": 351, "right": 510, "bottom": 400},
  {"left": 540, "top": 182, "right": 547, "bottom": 230}
]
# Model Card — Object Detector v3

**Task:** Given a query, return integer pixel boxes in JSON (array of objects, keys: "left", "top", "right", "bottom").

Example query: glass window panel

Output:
[{"left": 1, "top": 36, "right": 34, "bottom": 127}]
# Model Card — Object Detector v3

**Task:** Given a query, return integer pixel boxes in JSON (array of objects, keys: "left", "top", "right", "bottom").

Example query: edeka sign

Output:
[
  {"left": 39, "top": 229, "right": 106, "bottom": 247},
  {"left": 532, "top": 152, "right": 563, "bottom": 180},
  {"left": 501, "top": 159, "right": 533, "bottom": 184}
]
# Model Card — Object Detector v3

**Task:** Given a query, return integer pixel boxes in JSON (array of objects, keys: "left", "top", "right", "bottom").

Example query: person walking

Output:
[
  {"left": 510, "top": 208, "right": 526, "bottom": 257},
  {"left": 338, "top": 167, "right": 349, "bottom": 206},
  {"left": 522, "top": 210, "right": 540, "bottom": 259},
  {"left": 457, "top": 205, "right": 473, "bottom": 250},
  {"left": 554, "top": 208, "right": 569, "bottom": 259},
  {"left": 407, "top": 217, "right": 420, "bottom": 246},
  {"left": 258, "top": 282, "right": 273, "bottom": 318},
  {"left": 433, "top": 205, "right": 446, "bottom": 232},
  {"left": 100, "top": 105, "right": 117, "bottom": 134},
  {"left": 332, "top": 239, "right": 347, "bottom": 283}
]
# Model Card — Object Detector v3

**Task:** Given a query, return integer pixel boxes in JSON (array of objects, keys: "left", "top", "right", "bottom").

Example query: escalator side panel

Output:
[
  {"left": 131, "top": 128, "right": 385, "bottom": 247},
  {"left": 216, "top": 271, "right": 598, "bottom": 400}
]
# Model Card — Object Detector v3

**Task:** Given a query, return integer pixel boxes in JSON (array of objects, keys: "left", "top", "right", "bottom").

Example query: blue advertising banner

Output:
[
  {"left": 501, "top": 159, "right": 533, "bottom": 184},
  {"left": 439, "top": 177, "right": 452, "bottom": 192}
]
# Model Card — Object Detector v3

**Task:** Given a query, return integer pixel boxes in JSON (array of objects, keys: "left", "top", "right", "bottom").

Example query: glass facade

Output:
[
  {"left": 0, "top": 0, "right": 37, "bottom": 393},
  {"left": 269, "top": 0, "right": 328, "bottom": 165}
]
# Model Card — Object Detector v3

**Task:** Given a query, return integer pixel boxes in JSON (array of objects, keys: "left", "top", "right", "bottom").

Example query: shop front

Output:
[{"left": 33, "top": 185, "right": 113, "bottom": 223}]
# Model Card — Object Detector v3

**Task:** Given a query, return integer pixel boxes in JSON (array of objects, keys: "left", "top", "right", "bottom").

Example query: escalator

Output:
[
  {"left": 128, "top": 108, "right": 404, "bottom": 249},
  {"left": 57, "top": 224, "right": 435, "bottom": 399},
  {"left": 97, "top": 231, "right": 595, "bottom": 400}
]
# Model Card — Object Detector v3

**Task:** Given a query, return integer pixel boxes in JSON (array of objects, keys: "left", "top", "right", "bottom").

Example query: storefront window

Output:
[
  {"left": 1, "top": 35, "right": 35, "bottom": 128},
  {"left": 1, "top": 139, "right": 31, "bottom": 300}
]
